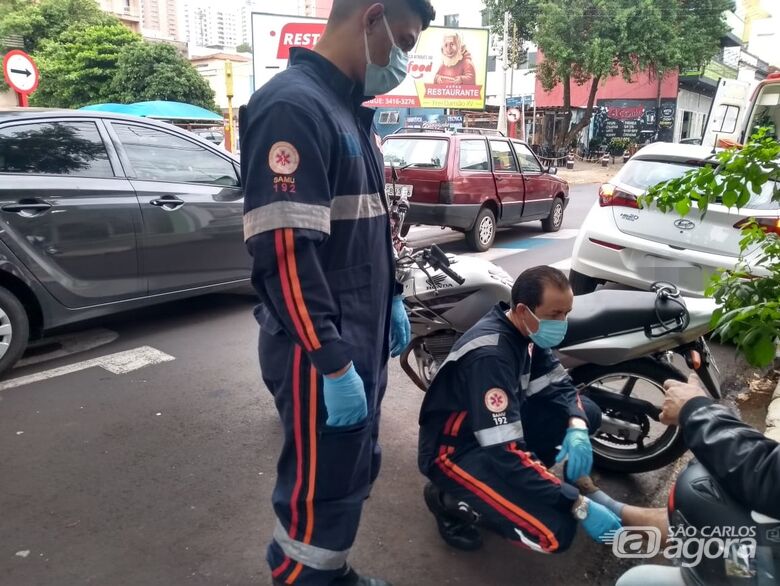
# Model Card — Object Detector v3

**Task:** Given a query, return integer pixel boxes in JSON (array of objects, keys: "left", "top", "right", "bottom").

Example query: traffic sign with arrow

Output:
[{"left": 3, "top": 49, "right": 40, "bottom": 106}]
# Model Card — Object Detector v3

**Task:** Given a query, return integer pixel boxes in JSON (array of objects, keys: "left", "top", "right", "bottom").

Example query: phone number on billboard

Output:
[{"left": 370, "top": 97, "right": 420, "bottom": 107}]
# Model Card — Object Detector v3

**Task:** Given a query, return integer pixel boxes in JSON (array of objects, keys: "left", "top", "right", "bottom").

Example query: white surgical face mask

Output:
[{"left": 364, "top": 15, "right": 408, "bottom": 96}]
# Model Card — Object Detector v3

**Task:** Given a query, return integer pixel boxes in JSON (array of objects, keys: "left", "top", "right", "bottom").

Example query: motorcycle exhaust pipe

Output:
[{"left": 400, "top": 341, "right": 429, "bottom": 392}]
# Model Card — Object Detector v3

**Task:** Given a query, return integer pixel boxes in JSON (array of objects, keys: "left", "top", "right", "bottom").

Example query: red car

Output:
[{"left": 382, "top": 130, "right": 570, "bottom": 251}]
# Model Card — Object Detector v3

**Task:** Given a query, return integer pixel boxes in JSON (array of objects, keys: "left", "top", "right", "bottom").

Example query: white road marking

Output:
[
  {"left": 531, "top": 229, "right": 580, "bottom": 240},
  {"left": 0, "top": 346, "right": 175, "bottom": 393},
  {"left": 16, "top": 328, "right": 119, "bottom": 369},
  {"left": 461, "top": 248, "right": 521, "bottom": 262}
]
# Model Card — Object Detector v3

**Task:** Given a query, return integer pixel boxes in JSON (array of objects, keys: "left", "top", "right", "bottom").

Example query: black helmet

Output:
[{"left": 668, "top": 460, "right": 760, "bottom": 586}]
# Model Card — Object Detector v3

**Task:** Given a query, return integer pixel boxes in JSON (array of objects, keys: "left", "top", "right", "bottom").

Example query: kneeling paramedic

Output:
[
  {"left": 241, "top": 1, "right": 434, "bottom": 584},
  {"left": 418, "top": 266, "right": 662, "bottom": 553}
]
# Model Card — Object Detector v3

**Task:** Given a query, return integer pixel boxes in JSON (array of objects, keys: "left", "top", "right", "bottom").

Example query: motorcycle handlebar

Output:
[{"left": 438, "top": 263, "right": 466, "bottom": 286}]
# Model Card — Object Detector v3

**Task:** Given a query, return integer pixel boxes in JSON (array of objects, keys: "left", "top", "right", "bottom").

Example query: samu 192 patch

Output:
[
  {"left": 268, "top": 142, "right": 300, "bottom": 175},
  {"left": 484, "top": 388, "right": 508, "bottom": 413}
]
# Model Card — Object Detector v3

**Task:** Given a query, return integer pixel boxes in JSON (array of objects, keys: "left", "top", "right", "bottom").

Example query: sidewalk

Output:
[{"left": 558, "top": 160, "right": 626, "bottom": 185}]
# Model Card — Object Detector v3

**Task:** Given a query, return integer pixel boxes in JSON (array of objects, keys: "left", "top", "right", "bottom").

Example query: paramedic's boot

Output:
[{"left": 423, "top": 482, "right": 483, "bottom": 551}]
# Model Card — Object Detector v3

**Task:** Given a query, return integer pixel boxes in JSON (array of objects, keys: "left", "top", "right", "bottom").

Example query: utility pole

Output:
[
  {"left": 497, "top": 11, "right": 509, "bottom": 135},
  {"left": 225, "top": 60, "right": 235, "bottom": 153},
  {"left": 521, "top": 98, "right": 526, "bottom": 141}
]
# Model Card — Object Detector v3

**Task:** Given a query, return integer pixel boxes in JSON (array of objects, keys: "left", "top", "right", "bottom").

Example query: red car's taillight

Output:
[
  {"left": 733, "top": 217, "right": 780, "bottom": 236},
  {"left": 599, "top": 183, "right": 639, "bottom": 209}
]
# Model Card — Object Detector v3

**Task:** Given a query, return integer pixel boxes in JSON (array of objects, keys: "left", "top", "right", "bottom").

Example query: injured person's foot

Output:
[
  {"left": 574, "top": 477, "right": 669, "bottom": 545},
  {"left": 621, "top": 505, "right": 670, "bottom": 546},
  {"left": 575, "top": 476, "right": 600, "bottom": 495},
  {"left": 574, "top": 476, "right": 626, "bottom": 517}
]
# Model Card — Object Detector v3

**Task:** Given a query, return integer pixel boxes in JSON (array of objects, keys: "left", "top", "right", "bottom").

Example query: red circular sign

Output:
[{"left": 3, "top": 50, "right": 40, "bottom": 95}]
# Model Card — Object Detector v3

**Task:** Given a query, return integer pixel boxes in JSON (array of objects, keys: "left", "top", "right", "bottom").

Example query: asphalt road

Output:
[{"left": 0, "top": 184, "right": 744, "bottom": 586}]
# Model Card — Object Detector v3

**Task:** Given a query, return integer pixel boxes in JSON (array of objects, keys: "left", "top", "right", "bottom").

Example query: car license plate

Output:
[{"left": 385, "top": 183, "right": 413, "bottom": 199}]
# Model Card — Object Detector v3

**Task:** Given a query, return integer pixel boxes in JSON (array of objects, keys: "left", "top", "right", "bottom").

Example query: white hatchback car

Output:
[{"left": 570, "top": 142, "right": 779, "bottom": 296}]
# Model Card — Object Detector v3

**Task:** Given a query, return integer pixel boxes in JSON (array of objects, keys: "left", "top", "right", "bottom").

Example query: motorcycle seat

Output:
[{"left": 561, "top": 290, "right": 687, "bottom": 347}]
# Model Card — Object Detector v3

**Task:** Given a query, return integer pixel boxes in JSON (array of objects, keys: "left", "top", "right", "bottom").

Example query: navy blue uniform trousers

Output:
[{"left": 429, "top": 395, "right": 602, "bottom": 554}]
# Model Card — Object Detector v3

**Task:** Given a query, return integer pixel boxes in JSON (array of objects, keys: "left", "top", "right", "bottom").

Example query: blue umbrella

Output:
[
  {"left": 79, "top": 103, "right": 134, "bottom": 115},
  {"left": 80, "top": 101, "right": 222, "bottom": 122}
]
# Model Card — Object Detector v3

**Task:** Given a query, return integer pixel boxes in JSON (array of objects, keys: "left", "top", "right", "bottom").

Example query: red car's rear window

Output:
[{"left": 382, "top": 138, "right": 449, "bottom": 170}]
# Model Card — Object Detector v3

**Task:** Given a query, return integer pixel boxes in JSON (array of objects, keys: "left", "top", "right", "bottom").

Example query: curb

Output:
[{"left": 765, "top": 377, "right": 780, "bottom": 442}]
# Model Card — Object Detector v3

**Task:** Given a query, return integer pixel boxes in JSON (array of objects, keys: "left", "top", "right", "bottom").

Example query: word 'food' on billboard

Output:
[{"left": 252, "top": 13, "right": 489, "bottom": 110}]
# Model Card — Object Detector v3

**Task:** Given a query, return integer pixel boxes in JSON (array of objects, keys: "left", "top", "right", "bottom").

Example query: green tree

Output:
[
  {"left": 482, "top": 1, "right": 536, "bottom": 69},
  {"left": 236, "top": 42, "right": 252, "bottom": 54},
  {"left": 642, "top": 128, "right": 780, "bottom": 367},
  {"left": 0, "top": 0, "right": 113, "bottom": 54},
  {"left": 108, "top": 42, "right": 218, "bottom": 112},
  {"left": 31, "top": 23, "right": 141, "bottom": 108},
  {"left": 482, "top": 1, "right": 536, "bottom": 50},
  {"left": 488, "top": 0, "right": 732, "bottom": 148}
]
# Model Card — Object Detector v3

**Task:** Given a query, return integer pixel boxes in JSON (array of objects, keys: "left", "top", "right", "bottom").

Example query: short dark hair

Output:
[
  {"left": 330, "top": 0, "right": 435, "bottom": 30},
  {"left": 511, "top": 266, "right": 571, "bottom": 311},
  {"left": 399, "top": 0, "right": 436, "bottom": 29}
]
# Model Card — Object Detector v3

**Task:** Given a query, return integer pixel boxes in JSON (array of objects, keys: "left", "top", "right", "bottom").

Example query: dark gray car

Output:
[{"left": 0, "top": 108, "right": 251, "bottom": 375}]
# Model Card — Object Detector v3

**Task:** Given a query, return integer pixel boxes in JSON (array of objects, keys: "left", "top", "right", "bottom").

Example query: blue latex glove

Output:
[
  {"left": 580, "top": 498, "right": 623, "bottom": 544},
  {"left": 555, "top": 427, "right": 593, "bottom": 482},
  {"left": 322, "top": 364, "right": 367, "bottom": 427},
  {"left": 389, "top": 295, "right": 411, "bottom": 358}
]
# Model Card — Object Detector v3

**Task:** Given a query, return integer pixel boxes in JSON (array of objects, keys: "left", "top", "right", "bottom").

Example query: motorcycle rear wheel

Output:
[{"left": 570, "top": 358, "right": 688, "bottom": 474}]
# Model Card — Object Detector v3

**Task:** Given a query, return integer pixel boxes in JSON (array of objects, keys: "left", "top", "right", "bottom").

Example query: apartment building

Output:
[{"left": 98, "top": 0, "right": 142, "bottom": 33}]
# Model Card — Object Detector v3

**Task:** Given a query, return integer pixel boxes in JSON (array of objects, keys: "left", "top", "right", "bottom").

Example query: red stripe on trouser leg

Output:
[
  {"left": 435, "top": 448, "right": 559, "bottom": 552},
  {"left": 279, "top": 353, "right": 317, "bottom": 586},
  {"left": 506, "top": 442, "right": 561, "bottom": 485},
  {"left": 443, "top": 412, "right": 458, "bottom": 436},
  {"left": 450, "top": 411, "right": 467, "bottom": 437},
  {"left": 287, "top": 346, "right": 305, "bottom": 541},
  {"left": 303, "top": 363, "right": 318, "bottom": 544},
  {"left": 272, "top": 557, "right": 292, "bottom": 579}
]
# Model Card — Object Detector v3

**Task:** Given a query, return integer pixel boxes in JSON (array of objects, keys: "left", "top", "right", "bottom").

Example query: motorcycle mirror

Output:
[{"left": 429, "top": 244, "right": 451, "bottom": 268}]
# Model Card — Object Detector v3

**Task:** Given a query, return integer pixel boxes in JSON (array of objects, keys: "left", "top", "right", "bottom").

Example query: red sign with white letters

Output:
[{"left": 275, "top": 23, "right": 326, "bottom": 59}]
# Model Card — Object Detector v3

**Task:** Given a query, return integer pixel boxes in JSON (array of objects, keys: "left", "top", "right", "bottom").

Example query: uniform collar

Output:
[
  {"left": 289, "top": 48, "right": 369, "bottom": 108},
  {"left": 494, "top": 302, "right": 530, "bottom": 345}
]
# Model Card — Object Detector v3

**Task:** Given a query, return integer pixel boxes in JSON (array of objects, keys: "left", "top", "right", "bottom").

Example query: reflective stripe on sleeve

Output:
[
  {"left": 438, "top": 334, "right": 501, "bottom": 371},
  {"left": 520, "top": 373, "right": 530, "bottom": 388},
  {"left": 273, "top": 519, "right": 350, "bottom": 572},
  {"left": 330, "top": 192, "right": 386, "bottom": 221},
  {"left": 527, "top": 364, "right": 568, "bottom": 397},
  {"left": 244, "top": 201, "right": 330, "bottom": 240},
  {"left": 474, "top": 421, "right": 525, "bottom": 447}
]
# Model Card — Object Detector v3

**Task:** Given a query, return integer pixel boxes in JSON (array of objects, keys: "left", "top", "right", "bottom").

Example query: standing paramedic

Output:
[{"left": 240, "top": 1, "right": 435, "bottom": 585}]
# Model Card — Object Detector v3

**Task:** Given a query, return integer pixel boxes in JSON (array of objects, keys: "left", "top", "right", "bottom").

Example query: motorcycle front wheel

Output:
[{"left": 570, "top": 358, "right": 688, "bottom": 474}]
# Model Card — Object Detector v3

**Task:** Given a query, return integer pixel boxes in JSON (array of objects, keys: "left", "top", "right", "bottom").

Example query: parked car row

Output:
[{"left": 1, "top": 102, "right": 777, "bottom": 377}]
